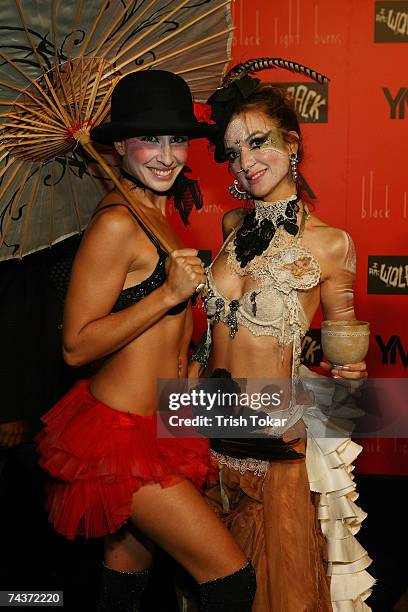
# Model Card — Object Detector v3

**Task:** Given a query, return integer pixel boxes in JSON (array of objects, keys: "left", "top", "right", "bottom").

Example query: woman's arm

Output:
[
  {"left": 63, "top": 208, "right": 204, "bottom": 367},
  {"left": 320, "top": 230, "right": 367, "bottom": 379},
  {"left": 320, "top": 230, "right": 356, "bottom": 321}
]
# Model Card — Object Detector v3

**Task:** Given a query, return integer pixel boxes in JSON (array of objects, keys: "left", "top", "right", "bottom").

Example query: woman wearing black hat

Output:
[{"left": 37, "top": 71, "right": 256, "bottom": 611}]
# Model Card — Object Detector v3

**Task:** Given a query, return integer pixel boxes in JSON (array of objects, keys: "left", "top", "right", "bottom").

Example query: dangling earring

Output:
[
  {"left": 289, "top": 151, "right": 298, "bottom": 183},
  {"left": 228, "top": 179, "right": 252, "bottom": 200}
]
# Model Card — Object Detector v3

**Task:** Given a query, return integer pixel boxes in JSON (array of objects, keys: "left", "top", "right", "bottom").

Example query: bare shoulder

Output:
[
  {"left": 88, "top": 204, "right": 139, "bottom": 237},
  {"left": 306, "top": 212, "right": 355, "bottom": 261},
  {"left": 222, "top": 207, "right": 247, "bottom": 238},
  {"left": 66, "top": 206, "right": 143, "bottom": 280},
  {"left": 82, "top": 205, "right": 141, "bottom": 256}
]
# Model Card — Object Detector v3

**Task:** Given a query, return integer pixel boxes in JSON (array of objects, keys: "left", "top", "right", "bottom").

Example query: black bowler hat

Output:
[{"left": 91, "top": 70, "right": 216, "bottom": 144}]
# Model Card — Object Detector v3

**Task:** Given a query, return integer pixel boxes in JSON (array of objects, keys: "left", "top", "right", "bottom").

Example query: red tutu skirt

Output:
[{"left": 36, "top": 380, "right": 213, "bottom": 540}]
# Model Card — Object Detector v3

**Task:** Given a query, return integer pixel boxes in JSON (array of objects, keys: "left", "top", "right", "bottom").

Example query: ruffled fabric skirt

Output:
[
  {"left": 36, "top": 380, "right": 213, "bottom": 540},
  {"left": 302, "top": 367, "right": 375, "bottom": 612},
  {"left": 207, "top": 366, "right": 375, "bottom": 612}
]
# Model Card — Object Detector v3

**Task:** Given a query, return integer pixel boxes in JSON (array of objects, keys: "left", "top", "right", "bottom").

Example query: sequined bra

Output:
[
  {"left": 204, "top": 204, "right": 321, "bottom": 376},
  {"left": 112, "top": 247, "right": 166, "bottom": 312}
]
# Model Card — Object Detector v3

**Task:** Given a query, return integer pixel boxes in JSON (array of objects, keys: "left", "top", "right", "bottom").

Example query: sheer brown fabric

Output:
[{"left": 205, "top": 440, "right": 332, "bottom": 612}]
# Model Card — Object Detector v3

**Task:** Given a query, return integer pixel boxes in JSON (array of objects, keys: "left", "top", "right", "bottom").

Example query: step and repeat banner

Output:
[{"left": 169, "top": 0, "right": 408, "bottom": 475}]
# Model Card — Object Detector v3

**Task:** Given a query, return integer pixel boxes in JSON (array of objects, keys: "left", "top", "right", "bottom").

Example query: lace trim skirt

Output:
[{"left": 210, "top": 369, "right": 375, "bottom": 612}]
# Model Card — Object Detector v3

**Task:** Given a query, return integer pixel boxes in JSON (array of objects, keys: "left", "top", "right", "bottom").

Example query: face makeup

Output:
[
  {"left": 224, "top": 112, "right": 296, "bottom": 201},
  {"left": 119, "top": 135, "right": 189, "bottom": 191}
]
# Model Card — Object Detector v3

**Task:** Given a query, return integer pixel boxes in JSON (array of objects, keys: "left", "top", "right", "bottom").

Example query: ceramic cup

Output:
[{"left": 321, "top": 320, "right": 370, "bottom": 366}]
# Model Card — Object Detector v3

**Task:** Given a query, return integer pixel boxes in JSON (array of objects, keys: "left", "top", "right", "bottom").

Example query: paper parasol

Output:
[{"left": 0, "top": 0, "right": 234, "bottom": 260}]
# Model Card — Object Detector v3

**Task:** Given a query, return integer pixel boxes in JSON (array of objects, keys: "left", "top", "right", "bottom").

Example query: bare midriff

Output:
[{"left": 90, "top": 308, "right": 188, "bottom": 416}]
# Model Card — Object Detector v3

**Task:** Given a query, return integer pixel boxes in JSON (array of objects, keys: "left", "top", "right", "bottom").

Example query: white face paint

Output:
[
  {"left": 116, "top": 135, "right": 189, "bottom": 192},
  {"left": 224, "top": 112, "right": 297, "bottom": 201}
]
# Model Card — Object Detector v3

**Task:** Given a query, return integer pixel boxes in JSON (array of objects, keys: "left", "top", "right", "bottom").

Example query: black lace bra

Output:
[
  {"left": 111, "top": 253, "right": 167, "bottom": 312},
  {"left": 100, "top": 203, "right": 188, "bottom": 315},
  {"left": 49, "top": 204, "right": 188, "bottom": 316}
]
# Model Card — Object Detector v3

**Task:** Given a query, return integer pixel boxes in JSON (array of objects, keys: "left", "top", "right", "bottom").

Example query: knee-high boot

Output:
[
  {"left": 97, "top": 564, "right": 151, "bottom": 612},
  {"left": 196, "top": 561, "right": 256, "bottom": 612}
]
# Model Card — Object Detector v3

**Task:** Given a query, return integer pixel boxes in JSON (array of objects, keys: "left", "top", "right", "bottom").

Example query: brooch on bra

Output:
[{"left": 205, "top": 290, "right": 260, "bottom": 338}]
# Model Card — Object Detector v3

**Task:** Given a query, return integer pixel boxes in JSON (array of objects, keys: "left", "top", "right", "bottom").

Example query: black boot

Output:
[
  {"left": 97, "top": 564, "right": 151, "bottom": 611},
  {"left": 197, "top": 561, "right": 256, "bottom": 612}
]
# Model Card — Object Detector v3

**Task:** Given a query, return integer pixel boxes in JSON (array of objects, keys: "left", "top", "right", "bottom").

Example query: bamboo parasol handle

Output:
[{"left": 78, "top": 134, "right": 173, "bottom": 254}]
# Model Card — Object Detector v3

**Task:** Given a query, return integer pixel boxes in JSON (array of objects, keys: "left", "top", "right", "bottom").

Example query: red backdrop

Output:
[{"left": 169, "top": 0, "right": 408, "bottom": 475}]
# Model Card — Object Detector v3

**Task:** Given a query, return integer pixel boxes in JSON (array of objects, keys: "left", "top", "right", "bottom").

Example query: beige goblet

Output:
[{"left": 321, "top": 320, "right": 370, "bottom": 367}]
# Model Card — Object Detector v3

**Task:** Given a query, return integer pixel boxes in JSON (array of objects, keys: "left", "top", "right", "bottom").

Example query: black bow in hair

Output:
[
  {"left": 207, "top": 75, "right": 261, "bottom": 162},
  {"left": 207, "top": 75, "right": 260, "bottom": 122}
]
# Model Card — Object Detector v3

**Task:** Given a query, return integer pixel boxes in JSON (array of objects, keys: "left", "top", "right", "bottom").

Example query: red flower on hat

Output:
[{"left": 193, "top": 102, "right": 215, "bottom": 124}]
